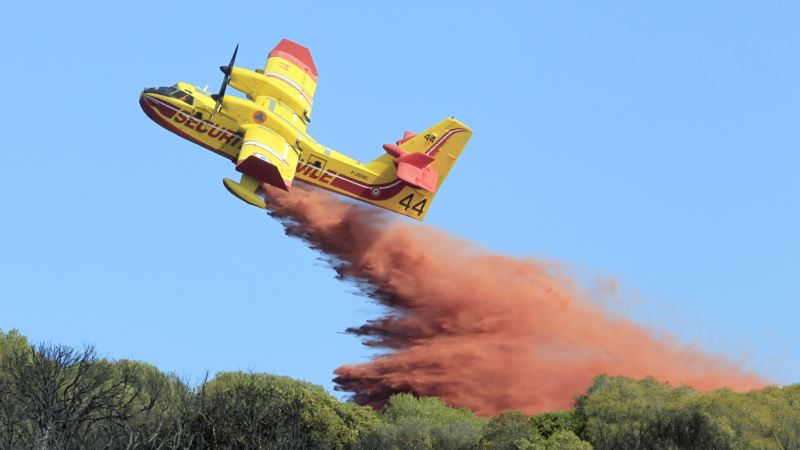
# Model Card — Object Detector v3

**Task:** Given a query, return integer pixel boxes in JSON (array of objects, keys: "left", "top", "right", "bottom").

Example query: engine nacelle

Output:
[{"left": 229, "top": 67, "right": 314, "bottom": 122}]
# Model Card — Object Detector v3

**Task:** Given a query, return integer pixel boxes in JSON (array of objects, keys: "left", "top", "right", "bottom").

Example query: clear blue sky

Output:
[{"left": 1, "top": 1, "right": 797, "bottom": 390}]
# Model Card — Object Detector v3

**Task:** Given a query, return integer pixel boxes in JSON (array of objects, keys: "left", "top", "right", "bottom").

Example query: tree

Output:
[
  {"left": 100, "top": 359, "right": 196, "bottom": 449},
  {"left": 363, "top": 393, "right": 485, "bottom": 450},
  {"left": 0, "top": 337, "right": 188, "bottom": 449},
  {"left": 543, "top": 430, "right": 592, "bottom": 450},
  {"left": 11, "top": 329, "right": 800, "bottom": 450},
  {"left": 529, "top": 411, "right": 582, "bottom": 439},
  {"left": 575, "top": 374, "right": 800, "bottom": 450},
  {"left": 478, "top": 411, "right": 543, "bottom": 450},
  {"left": 192, "top": 372, "right": 378, "bottom": 449},
  {"left": 477, "top": 411, "right": 593, "bottom": 450},
  {"left": 0, "top": 329, "right": 29, "bottom": 449}
]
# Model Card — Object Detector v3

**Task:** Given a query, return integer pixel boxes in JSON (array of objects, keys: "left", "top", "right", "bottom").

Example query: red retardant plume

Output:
[{"left": 264, "top": 184, "right": 767, "bottom": 416}]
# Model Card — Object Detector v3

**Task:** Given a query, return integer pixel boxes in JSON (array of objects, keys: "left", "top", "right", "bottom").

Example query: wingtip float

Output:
[{"left": 140, "top": 39, "right": 472, "bottom": 221}]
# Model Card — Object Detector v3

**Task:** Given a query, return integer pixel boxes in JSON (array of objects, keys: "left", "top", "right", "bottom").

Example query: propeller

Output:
[{"left": 211, "top": 44, "right": 239, "bottom": 117}]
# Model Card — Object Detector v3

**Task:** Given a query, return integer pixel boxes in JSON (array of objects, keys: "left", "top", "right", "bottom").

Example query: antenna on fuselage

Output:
[{"left": 211, "top": 44, "right": 239, "bottom": 117}]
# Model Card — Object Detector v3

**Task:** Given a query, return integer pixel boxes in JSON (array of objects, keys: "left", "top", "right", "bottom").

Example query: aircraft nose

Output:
[
  {"left": 139, "top": 90, "right": 158, "bottom": 117},
  {"left": 141, "top": 88, "right": 159, "bottom": 102},
  {"left": 139, "top": 88, "right": 178, "bottom": 125}
]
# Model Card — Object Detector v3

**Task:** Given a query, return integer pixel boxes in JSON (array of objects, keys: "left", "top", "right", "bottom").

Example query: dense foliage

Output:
[
  {"left": 576, "top": 374, "right": 800, "bottom": 449},
  {"left": 0, "top": 330, "right": 796, "bottom": 449}
]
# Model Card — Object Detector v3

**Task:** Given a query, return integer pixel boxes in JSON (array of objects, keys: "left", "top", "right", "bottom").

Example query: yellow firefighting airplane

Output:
[{"left": 140, "top": 39, "right": 472, "bottom": 220}]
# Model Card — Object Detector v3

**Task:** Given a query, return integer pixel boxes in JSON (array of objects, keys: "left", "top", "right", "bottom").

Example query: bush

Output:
[
  {"left": 0, "top": 332, "right": 192, "bottom": 449},
  {"left": 363, "top": 393, "right": 484, "bottom": 450},
  {"left": 7, "top": 329, "right": 800, "bottom": 450},
  {"left": 194, "top": 372, "right": 378, "bottom": 449},
  {"left": 575, "top": 374, "right": 800, "bottom": 450}
]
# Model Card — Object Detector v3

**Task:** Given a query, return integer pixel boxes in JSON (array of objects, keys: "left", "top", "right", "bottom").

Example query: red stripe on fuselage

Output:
[
  {"left": 292, "top": 128, "right": 469, "bottom": 202},
  {"left": 294, "top": 161, "right": 405, "bottom": 201},
  {"left": 139, "top": 95, "right": 236, "bottom": 161}
]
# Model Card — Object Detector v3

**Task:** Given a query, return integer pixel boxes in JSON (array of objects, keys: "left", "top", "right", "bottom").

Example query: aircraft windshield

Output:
[
  {"left": 144, "top": 85, "right": 194, "bottom": 105},
  {"left": 147, "top": 85, "right": 179, "bottom": 95},
  {"left": 172, "top": 90, "right": 194, "bottom": 105}
]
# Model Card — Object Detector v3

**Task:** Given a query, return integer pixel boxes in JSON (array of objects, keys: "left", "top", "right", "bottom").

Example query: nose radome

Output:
[{"left": 139, "top": 92, "right": 158, "bottom": 118}]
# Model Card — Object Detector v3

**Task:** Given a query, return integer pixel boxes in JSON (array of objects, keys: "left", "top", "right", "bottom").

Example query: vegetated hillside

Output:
[{"left": 0, "top": 329, "right": 796, "bottom": 449}]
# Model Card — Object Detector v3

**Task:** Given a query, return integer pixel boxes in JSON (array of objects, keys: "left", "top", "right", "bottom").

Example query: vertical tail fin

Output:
[
  {"left": 365, "top": 118, "right": 472, "bottom": 220},
  {"left": 367, "top": 117, "right": 472, "bottom": 192}
]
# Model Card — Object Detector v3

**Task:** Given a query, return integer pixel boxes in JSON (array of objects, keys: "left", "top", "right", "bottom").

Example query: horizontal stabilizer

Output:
[
  {"left": 397, "top": 164, "right": 438, "bottom": 192},
  {"left": 396, "top": 151, "right": 438, "bottom": 192},
  {"left": 383, "top": 144, "right": 438, "bottom": 192},
  {"left": 396, "top": 151, "right": 434, "bottom": 169}
]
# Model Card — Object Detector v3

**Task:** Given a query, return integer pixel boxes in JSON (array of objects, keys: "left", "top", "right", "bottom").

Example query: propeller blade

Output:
[
  {"left": 220, "top": 44, "right": 239, "bottom": 76},
  {"left": 211, "top": 44, "right": 239, "bottom": 117}
]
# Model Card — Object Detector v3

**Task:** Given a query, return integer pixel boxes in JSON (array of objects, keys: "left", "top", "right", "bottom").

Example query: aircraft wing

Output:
[
  {"left": 235, "top": 124, "right": 299, "bottom": 191},
  {"left": 262, "top": 39, "right": 319, "bottom": 120}
]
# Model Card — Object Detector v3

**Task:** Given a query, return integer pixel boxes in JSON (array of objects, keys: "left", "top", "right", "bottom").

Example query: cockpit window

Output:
[
  {"left": 144, "top": 85, "right": 194, "bottom": 105},
  {"left": 173, "top": 90, "right": 194, "bottom": 105},
  {"left": 147, "top": 85, "right": 179, "bottom": 95}
]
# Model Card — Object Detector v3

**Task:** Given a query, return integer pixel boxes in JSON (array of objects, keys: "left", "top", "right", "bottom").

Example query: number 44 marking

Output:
[{"left": 398, "top": 194, "right": 427, "bottom": 216}]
